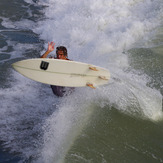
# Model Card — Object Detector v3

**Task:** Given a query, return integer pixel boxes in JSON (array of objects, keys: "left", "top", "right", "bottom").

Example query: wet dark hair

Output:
[{"left": 56, "top": 46, "right": 67, "bottom": 56}]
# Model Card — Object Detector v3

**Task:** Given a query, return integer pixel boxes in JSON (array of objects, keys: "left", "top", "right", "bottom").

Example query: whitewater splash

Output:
[
  {"left": 30, "top": 0, "right": 163, "bottom": 117},
  {"left": 33, "top": 0, "right": 162, "bottom": 61},
  {"left": 27, "top": 0, "right": 163, "bottom": 162},
  {"left": 0, "top": 0, "right": 163, "bottom": 162}
]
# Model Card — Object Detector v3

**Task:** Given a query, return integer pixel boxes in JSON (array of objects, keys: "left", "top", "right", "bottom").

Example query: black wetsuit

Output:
[
  {"left": 51, "top": 85, "right": 75, "bottom": 97},
  {"left": 50, "top": 57, "right": 74, "bottom": 97}
]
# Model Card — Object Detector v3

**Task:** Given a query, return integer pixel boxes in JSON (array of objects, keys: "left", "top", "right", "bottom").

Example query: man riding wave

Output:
[{"left": 41, "top": 42, "right": 74, "bottom": 97}]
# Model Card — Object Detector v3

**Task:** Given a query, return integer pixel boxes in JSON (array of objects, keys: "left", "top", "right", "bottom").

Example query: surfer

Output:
[
  {"left": 40, "top": 42, "right": 74, "bottom": 97},
  {"left": 41, "top": 42, "right": 69, "bottom": 60}
]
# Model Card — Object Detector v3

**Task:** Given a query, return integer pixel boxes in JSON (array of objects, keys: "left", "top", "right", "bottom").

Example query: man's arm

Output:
[
  {"left": 40, "top": 42, "right": 55, "bottom": 58},
  {"left": 40, "top": 50, "right": 51, "bottom": 58}
]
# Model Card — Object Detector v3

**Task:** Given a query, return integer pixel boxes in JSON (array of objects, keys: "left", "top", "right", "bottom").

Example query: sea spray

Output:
[
  {"left": 32, "top": 0, "right": 163, "bottom": 162},
  {"left": 0, "top": 0, "right": 162, "bottom": 162}
]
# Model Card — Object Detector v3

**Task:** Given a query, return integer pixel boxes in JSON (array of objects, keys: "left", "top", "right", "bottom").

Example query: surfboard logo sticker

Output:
[{"left": 40, "top": 61, "right": 49, "bottom": 70}]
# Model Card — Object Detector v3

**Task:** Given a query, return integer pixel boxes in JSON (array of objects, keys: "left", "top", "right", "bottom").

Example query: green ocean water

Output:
[{"left": 65, "top": 106, "right": 163, "bottom": 163}]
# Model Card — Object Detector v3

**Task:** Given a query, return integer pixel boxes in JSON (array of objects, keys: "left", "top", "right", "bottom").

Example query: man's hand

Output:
[
  {"left": 40, "top": 41, "right": 55, "bottom": 58},
  {"left": 48, "top": 42, "right": 55, "bottom": 52}
]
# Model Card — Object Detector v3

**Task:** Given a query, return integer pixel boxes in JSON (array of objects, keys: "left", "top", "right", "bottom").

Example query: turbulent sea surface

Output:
[{"left": 0, "top": 0, "right": 163, "bottom": 162}]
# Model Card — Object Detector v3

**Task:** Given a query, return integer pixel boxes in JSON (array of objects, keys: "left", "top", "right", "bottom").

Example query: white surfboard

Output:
[{"left": 12, "top": 58, "right": 110, "bottom": 88}]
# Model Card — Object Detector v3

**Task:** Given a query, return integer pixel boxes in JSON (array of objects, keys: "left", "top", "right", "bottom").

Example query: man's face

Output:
[{"left": 57, "top": 50, "right": 67, "bottom": 59}]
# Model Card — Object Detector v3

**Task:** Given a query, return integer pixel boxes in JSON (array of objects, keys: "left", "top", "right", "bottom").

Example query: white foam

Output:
[
  {"left": 0, "top": 70, "right": 60, "bottom": 160},
  {"left": 39, "top": 91, "right": 95, "bottom": 163},
  {"left": 30, "top": 0, "right": 163, "bottom": 162},
  {"left": 1, "top": 0, "right": 163, "bottom": 162},
  {"left": 0, "top": 16, "right": 36, "bottom": 30},
  {"left": 0, "top": 41, "right": 39, "bottom": 63},
  {"left": 34, "top": 0, "right": 162, "bottom": 61}
]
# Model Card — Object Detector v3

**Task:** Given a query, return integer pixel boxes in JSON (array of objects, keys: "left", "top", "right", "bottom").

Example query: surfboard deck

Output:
[{"left": 12, "top": 58, "right": 110, "bottom": 87}]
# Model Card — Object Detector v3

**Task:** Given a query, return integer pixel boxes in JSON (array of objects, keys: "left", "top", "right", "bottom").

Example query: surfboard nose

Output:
[{"left": 12, "top": 63, "right": 16, "bottom": 69}]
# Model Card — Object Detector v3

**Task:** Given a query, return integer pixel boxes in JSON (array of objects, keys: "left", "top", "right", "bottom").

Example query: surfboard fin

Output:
[
  {"left": 99, "top": 76, "right": 109, "bottom": 80},
  {"left": 89, "top": 66, "right": 98, "bottom": 71},
  {"left": 86, "top": 83, "right": 96, "bottom": 89}
]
